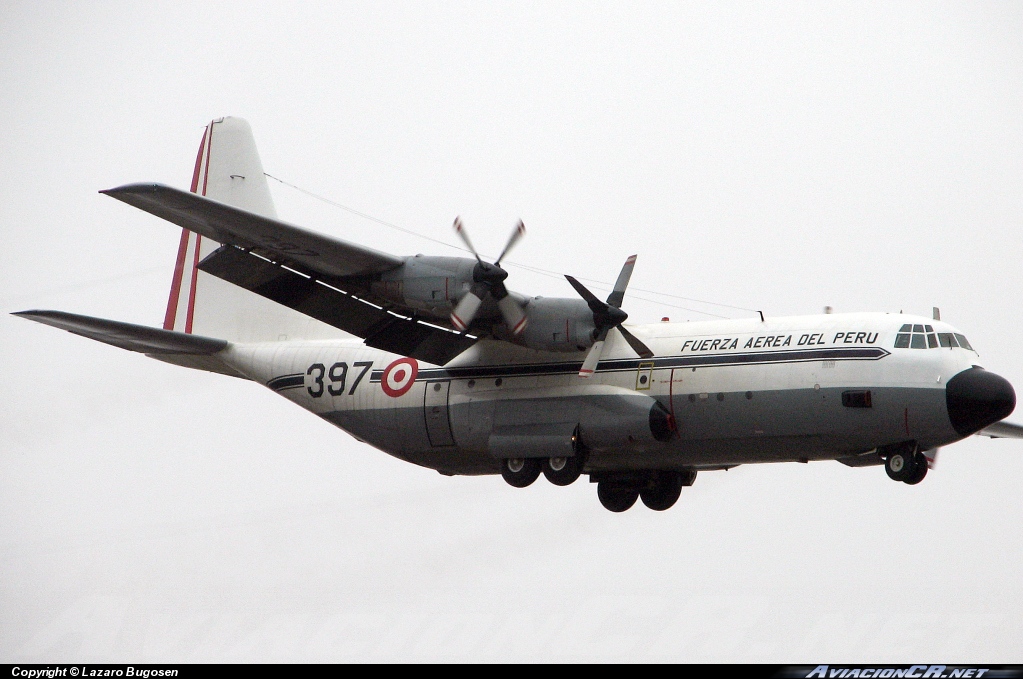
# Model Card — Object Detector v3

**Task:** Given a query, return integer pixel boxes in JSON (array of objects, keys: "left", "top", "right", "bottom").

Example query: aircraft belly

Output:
[
  {"left": 669, "top": 385, "right": 958, "bottom": 466},
  {"left": 321, "top": 407, "right": 500, "bottom": 475}
]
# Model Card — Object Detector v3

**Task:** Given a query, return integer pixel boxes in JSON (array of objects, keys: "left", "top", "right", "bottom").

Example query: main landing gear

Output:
[
  {"left": 500, "top": 456, "right": 696, "bottom": 512},
  {"left": 883, "top": 443, "right": 928, "bottom": 485},
  {"left": 499, "top": 454, "right": 585, "bottom": 488},
  {"left": 595, "top": 470, "right": 697, "bottom": 513},
  {"left": 501, "top": 457, "right": 542, "bottom": 488}
]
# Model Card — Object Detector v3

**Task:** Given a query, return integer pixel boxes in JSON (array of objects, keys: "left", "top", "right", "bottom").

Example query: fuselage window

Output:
[
  {"left": 912, "top": 324, "right": 924, "bottom": 332},
  {"left": 910, "top": 334, "right": 927, "bottom": 349},
  {"left": 938, "top": 332, "right": 958, "bottom": 348},
  {"left": 927, "top": 333, "right": 938, "bottom": 348},
  {"left": 899, "top": 324, "right": 912, "bottom": 332},
  {"left": 895, "top": 333, "right": 910, "bottom": 348}
]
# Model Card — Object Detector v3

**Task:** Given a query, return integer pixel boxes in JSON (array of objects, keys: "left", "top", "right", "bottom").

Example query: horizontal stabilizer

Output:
[
  {"left": 13, "top": 310, "right": 228, "bottom": 355},
  {"left": 101, "top": 183, "right": 404, "bottom": 278},
  {"left": 198, "top": 244, "right": 475, "bottom": 365},
  {"left": 978, "top": 420, "right": 1023, "bottom": 439}
]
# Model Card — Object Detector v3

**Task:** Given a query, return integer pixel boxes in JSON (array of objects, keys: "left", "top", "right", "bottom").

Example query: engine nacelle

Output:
[
  {"left": 370, "top": 255, "right": 476, "bottom": 316},
  {"left": 516, "top": 297, "right": 596, "bottom": 352}
]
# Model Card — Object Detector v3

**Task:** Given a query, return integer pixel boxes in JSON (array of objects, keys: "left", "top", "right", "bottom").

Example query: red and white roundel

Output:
[{"left": 381, "top": 357, "right": 419, "bottom": 397}]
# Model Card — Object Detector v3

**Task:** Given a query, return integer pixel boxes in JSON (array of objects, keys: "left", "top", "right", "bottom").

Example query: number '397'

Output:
[{"left": 306, "top": 361, "right": 372, "bottom": 397}]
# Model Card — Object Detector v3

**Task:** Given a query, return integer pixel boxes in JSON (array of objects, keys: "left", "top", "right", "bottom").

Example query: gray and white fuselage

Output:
[
  {"left": 21, "top": 117, "right": 1018, "bottom": 513},
  {"left": 223, "top": 311, "right": 1007, "bottom": 476}
]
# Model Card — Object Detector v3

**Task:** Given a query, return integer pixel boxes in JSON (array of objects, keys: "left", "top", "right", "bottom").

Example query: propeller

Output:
[
  {"left": 449, "top": 218, "right": 528, "bottom": 334},
  {"left": 923, "top": 447, "right": 940, "bottom": 470},
  {"left": 565, "top": 255, "right": 654, "bottom": 378}
]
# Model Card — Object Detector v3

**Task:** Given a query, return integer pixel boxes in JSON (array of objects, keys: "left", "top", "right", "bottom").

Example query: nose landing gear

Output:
[{"left": 883, "top": 443, "right": 928, "bottom": 485}]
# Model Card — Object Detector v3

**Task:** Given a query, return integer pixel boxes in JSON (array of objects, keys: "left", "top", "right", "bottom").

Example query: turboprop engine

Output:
[
  {"left": 513, "top": 297, "right": 596, "bottom": 352},
  {"left": 365, "top": 222, "right": 653, "bottom": 367},
  {"left": 369, "top": 255, "right": 477, "bottom": 316}
]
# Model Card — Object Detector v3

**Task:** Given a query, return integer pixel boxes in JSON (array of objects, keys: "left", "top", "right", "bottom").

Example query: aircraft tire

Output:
[
  {"left": 640, "top": 472, "right": 684, "bottom": 511},
  {"left": 884, "top": 447, "right": 914, "bottom": 482},
  {"left": 543, "top": 455, "right": 583, "bottom": 486},
  {"left": 597, "top": 482, "right": 639, "bottom": 512},
  {"left": 501, "top": 458, "right": 542, "bottom": 488},
  {"left": 903, "top": 453, "right": 928, "bottom": 485}
]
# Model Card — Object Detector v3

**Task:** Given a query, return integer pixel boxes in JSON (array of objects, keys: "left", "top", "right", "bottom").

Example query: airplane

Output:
[{"left": 14, "top": 116, "right": 1023, "bottom": 512}]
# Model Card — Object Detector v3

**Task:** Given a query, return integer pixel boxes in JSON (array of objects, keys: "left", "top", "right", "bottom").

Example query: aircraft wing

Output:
[
  {"left": 197, "top": 244, "right": 476, "bottom": 365},
  {"left": 102, "top": 182, "right": 476, "bottom": 365},
  {"left": 101, "top": 183, "right": 404, "bottom": 278},
  {"left": 977, "top": 420, "right": 1023, "bottom": 439}
]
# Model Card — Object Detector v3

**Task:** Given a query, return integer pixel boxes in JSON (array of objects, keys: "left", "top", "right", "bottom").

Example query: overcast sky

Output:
[{"left": 2, "top": 1, "right": 1022, "bottom": 661}]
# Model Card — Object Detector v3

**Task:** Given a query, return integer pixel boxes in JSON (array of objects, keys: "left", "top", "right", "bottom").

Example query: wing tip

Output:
[{"left": 99, "top": 182, "right": 165, "bottom": 197}]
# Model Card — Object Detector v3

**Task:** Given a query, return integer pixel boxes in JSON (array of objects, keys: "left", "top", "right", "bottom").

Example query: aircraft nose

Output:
[{"left": 946, "top": 367, "right": 1016, "bottom": 437}]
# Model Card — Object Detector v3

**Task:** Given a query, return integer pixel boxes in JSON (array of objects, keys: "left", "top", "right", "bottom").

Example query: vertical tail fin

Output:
[{"left": 163, "top": 117, "right": 345, "bottom": 342}]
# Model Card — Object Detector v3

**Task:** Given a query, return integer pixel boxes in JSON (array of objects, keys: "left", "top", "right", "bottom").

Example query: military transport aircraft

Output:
[{"left": 15, "top": 117, "right": 1023, "bottom": 512}]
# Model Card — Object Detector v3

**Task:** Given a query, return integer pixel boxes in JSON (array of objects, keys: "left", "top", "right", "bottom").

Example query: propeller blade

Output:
[
  {"left": 579, "top": 340, "right": 605, "bottom": 378},
  {"left": 617, "top": 325, "right": 654, "bottom": 359},
  {"left": 924, "top": 447, "right": 940, "bottom": 470},
  {"left": 494, "top": 220, "right": 526, "bottom": 266},
  {"left": 606, "top": 255, "right": 637, "bottom": 308},
  {"left": 497, "top": 294, "right": 528, "bottom": 335},
  {"left": 450, "top": 291, "right": 483, "bottom": 331},
  {"left": 578, "top": 327, "right": 611, "bottom": 377},
  {"left": 564, "top": 275, "right": 606, "bottom": 315},
  {"left": 453, "top": 217, "right": 483, "bottom": 263}
]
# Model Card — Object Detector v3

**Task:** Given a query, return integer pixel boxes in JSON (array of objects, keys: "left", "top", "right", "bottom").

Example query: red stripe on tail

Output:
[
  {"left": 185, "top": 122, "right": 214, "bottom": 334},
  {"left": 163, "top": 126, "right": 210, "bottom": 330}
]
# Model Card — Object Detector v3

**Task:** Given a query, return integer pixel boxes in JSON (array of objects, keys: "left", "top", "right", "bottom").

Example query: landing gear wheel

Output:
[
  {"left": 543, "top": 455, "right": 583, "bottom": 486},
  {"left": 904, "top": 453, "right": 928, "bottom": 485},
  {"left": 597, "top": 482, "right": 639, "bottom": 512},
  {"left": 885, "top": 448, "right": 913, "bottom": 482},
  {"left": 501, "top": 458, "right": 541, "bottom": 488},
  {"left": 640, "top": 472, "right": 684, "bottom": 511}
]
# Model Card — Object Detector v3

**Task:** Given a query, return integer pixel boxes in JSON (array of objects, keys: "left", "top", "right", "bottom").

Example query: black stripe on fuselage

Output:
[
  {"left": 368, "top": 346, "right": 890, "bottom": 382},
  {"left": 268, "top": 373, "right": 305, "bottom": 391}
]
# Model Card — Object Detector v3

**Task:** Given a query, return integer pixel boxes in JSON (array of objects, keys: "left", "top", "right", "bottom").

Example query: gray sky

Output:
[{"left": 2, "top": 1, "right": 1021, "bottom": 661}]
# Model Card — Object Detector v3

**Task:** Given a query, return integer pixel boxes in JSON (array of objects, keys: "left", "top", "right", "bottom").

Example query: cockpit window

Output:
[
  {"left": 896, "top": 328, "right": 973, "bottom": 351},
  {"left": 954, "top": 334, "right": 974, "bottom": 351}
]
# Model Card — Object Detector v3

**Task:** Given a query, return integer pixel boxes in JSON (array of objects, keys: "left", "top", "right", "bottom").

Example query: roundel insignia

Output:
[{"left": 381, "top": 357, "right": 419, "bottom": 397}]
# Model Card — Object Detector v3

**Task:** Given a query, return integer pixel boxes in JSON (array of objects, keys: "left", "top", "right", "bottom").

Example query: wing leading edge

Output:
[
  {"left": 978, "top": 420, "right": 1023, "bottom": 439},
  {"left": 101, "top": 183, "right": 403, "bottom": 278}
]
